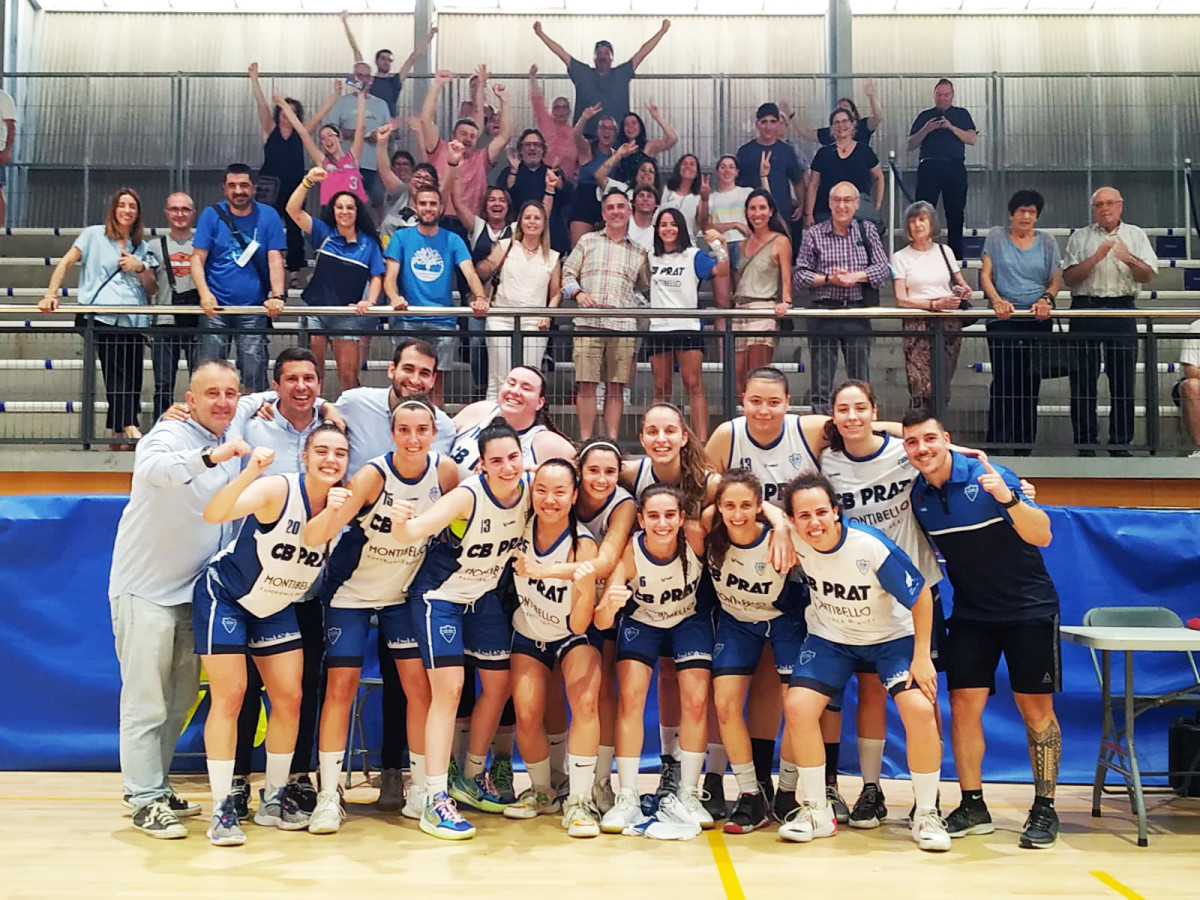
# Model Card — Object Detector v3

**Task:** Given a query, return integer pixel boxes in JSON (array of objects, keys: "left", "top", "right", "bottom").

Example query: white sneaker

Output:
[
  {"left": 676, "top": 785, "right": 715, "bottom": 830},
  {"left": 622, "top": 387, "right": 632, "bottom": 405},
  {"left": 654, "top": 793, "right": 697, "bottom": 827},
  {"left": 401, "top": 782, "right": 426, "bottom": 820},
  {"left": 778, "top": 801, "right": 838, "bottom": 843},
  {"left": 1189, "top": 449, "right": 1200, "bottom": 459},
  {"left": 307, "top": 790, "right": 345, "bottom": 835},
  {"left": 592, "top": 777, "right": 616, "bottom": 815},
  {"left": 601, "top": 787, "right": 641, "bottom": 834},
  {"left": 562, "top": 795, "right": 601, "bottom": 838},
  {"left": 912, "top": 808, "right": 951, "bottom": 852},
  {"left": 503, "top": 788, "right": 560, "bottom": 820}
]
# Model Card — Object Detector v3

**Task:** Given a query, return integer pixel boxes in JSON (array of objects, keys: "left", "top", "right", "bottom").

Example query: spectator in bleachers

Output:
[
  {"left": 660, "top": 154, "right": 708, "bottom": 244},
  {"left": 735, "top": 103, "right": 806, "bottom": 250},
  {"left": 595, "top": 142, "right": 661, "bottom": 202},
  {"left": 608, "top": 106, "right": 677, "bottom": 187},
  {"left": 980, "top": 189, "right": 1061, "bottom": 455},
  {"left": 275, "top": 87, "right": 368, "bottom": 208},
  {"left": 786, "top": 80, "right": 883, "bottom": 148},
  {"left": 732, "top": 189, "right": 792, "bottom": 393},
  {"left": 340, "top": 11, "right": 437, "bottom": 118},
  {"left": 446, "top": 142, "right": 516, "bottom": 260},
  {"left": 416, "top": 70, "right": 511, "bottom": 221},
  {"left": 192, "top": 163, "right": 287, "bottom": 393},
  {"left": 380, "top": 160, "right": 437, "bottom": 240},
  {"left": 1063, "top": 187, "right": 1158, "bottom": 457},
  {"left": 285, "top": 167, "right": 385, "bottom": 393},
  {"left": 892, "top": 200, "right": 973, "bottom": 410},
  {"left": 528, "top": 64, "right": 579, "bottom": 182},
  {"left": 907, "top": 78, "right": 977, "bottom": 262},
  {"left": 151, "top": 192, "right": 200, "bottom": 420},
  {"left": 248, "top": 65, "right": 339, "bottom": 286},
  {"left": 563, "top": 188, "right": 651, "bottom": 440},
  {"left": 0, "top": 83, "right": 16, "bottom": 225},
  {"left": 706, "top": 154, "right": 760, "bottom": 326},
  {"left": 793, "top": 182, "right": 889, "bottom": 415},
  {"left": 1178, "top": 322, "right": 1200, "bottom": 458},
  {"left": 568, "top": 105, "right": 618, "bottom": 244},
  {"left": 804, "top": 108, "right": 884, "bottom": 227},
  {"left": 39, "top": 187, "right": 159, "bottom": 445},
  {"left": 497, "top": 128, "right": 571, "bottom": 253},
  {"left": 628, "top": 184, "right": 659, "bottom": 253},
  {"left": 373, "top": 122, "right": 414, "bottom": 236},
  {"left": 533, "top": 18, "right": 672, "bottom": 138},
  {"left": 325, "top": 61, "right": 392, "bottom": 215}
]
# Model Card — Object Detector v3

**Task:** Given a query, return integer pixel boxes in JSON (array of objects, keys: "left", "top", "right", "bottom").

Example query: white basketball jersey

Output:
[
  {"left": 628, "top": 531, "right": 703, "bottom": 629},
  {"left": 325, "top": 451, "right": 444, "bottom": 609},
  {"left": 727, "top": 415, "right": 819, "bottom": 507},
  {"left": 425, "top": 473, "right": 531, "bottom": 605},
  {"left": 791, "top": 521, "right": 924, "bottom": 645},
  {"left": 448, "top": 403, "right": 547, "bottom": 479},
  {"left": 649, "top": 247, "right": 703, "bottom": 332},
  {"left": 709, "top": 524, "right": 788, "bottom": 623},
  {"left": 820, "top": 434, "right": 942, "bottom": 587},
  {"left": 209, "top": 473, "right": 326, "bottom": 618},
  {"left": 513, "top": 519, "right": 596, "bottom": 642},
  {"left": 579, "top": 486, "right": 634, "bottom": 544}
]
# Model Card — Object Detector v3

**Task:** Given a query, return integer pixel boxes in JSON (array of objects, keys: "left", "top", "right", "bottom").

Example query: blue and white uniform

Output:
[
  {"left": 616, "top": 533, "right": 713, "bottom": 670},
  {"left": 511, "top": 519, "right": 601, "bottom": 668},
  {"left": 726, "top": 414, "right": 820, "bottom": 507},
  {"left": 579, "top": 485, "right": 635, "bottom": 637},
  {"left": 788, "top": 521, "right": 925, "bottom": 697},
  {"left": 709, "top": 524, "right": 804, "bottom": 681},
  {"left": 193, "top": 473, "right": 327, "bottom": 655},
  {"left": 408, "top": 473, "right": 531, "bottom": 669},
  {"left": 321, "top": 451, "right": 444, "bottom": 666},
  {"left": 448, "top": 403, "right": 547, "bottom": 479}
]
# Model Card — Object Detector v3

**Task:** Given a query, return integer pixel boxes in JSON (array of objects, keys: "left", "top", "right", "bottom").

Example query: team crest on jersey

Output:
[
  {"left": 623, "top": 626, "right": 640, "bottom": 643},
  {"left": 856, "top": 558, "right": 870, "bottom": 574},
  {"left": 799, "top": 649, "right": 816, "bottom": 666},
  {"left": 755, "top": 561, "right": 766, "bottom": 575},
  {"left": 788, "top": 454, "right": 804, "bottom": 469},
  {"left": 326, "top": 627, "right": 342, "bottom": 645},
  {"left": 964, "top": 484, "right": 980, "bottom": 502},
  {"left": 714, "top": 642, "right": 725, "bottom": 656},
  {"left": 430, "top": 486, "right": 440, "bottom": 501},
  {"left": 219, "top": 617, "right": 235, "bottom": 634},
  {"left": 439, "top": 625, "right": 458, "bottom": 643},
  {"left": 898, "top": 456, "right": 910, "bottom": 468}
]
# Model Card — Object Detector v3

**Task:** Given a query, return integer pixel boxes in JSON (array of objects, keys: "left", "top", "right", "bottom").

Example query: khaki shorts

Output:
[
  {"left": 573, "top": 332, "right": 636, "bottom": 384},
  {"left": 732, "top": 299, "right": 778, "bottom": 350}
]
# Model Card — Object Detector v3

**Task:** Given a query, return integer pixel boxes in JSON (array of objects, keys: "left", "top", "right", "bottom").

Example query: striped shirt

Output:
[
  {"left": 793, "top": 218, "right": 890, "bottom": 306},
  {"left": 563, "top": 228, "right": 651, "bottom": 333}
]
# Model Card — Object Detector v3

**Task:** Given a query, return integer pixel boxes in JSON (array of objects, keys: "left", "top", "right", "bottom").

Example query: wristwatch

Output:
[
  {"left": 201, "top": 449, "right": 216, "bottom": 468},
  {"left": 1000, "top": 495, "right": 1020, "bottom": 509}
]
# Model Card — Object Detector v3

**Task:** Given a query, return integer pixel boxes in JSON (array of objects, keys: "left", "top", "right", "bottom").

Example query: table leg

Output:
[
  {"left": 1124, "top": 651, "right": 1149, "bottom": 848},
  {"left": 1092, "top": 649, "right": 1111, "bottom": 817}
]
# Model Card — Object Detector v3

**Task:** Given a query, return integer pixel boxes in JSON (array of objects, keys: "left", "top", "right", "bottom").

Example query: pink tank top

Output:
[{"left": 320, "top": 152, "right": 369, "bottom": 206}]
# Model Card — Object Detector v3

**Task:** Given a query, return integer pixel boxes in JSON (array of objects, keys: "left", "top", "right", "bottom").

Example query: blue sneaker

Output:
[
  {"left": 420, "top": 791, "right": 476, "bottom": 841},
  {"left": 450, "top": 771, "right": 508, "bottom": 814},
  {"left": 207, "top": 796, "right": 246, "bottom": 846},
  {"left": 253, "top": 785, "right": 311, "bottom": 831}
]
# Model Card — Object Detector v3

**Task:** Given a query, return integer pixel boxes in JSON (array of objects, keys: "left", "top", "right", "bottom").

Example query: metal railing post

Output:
[
  {"left": 1145, "top": 318, "right": 1159, "bottom": 455},
  {"left": 888, "top": 151, "right": 897, "bottom": 257},
  {"left": 721, "top": 316, "right": 737, "bottom": 423},
  {"left": 930, "top": 316, "right": 947, "bottom": 421},
  {"left": 1185, "top": 158, "right": 1193, "bottom": 261},
  {"left": 80, "top": 316, "right": 97, "bottom": 449},
  {"left": 82, "top": 77, "right": 93, "bottom": 226},
  {"left": 511, "top": 315, "right": 525, "bottom": 369},
  {"left": 1172, "top": 75, "right": 1181, "bottom": 247}
]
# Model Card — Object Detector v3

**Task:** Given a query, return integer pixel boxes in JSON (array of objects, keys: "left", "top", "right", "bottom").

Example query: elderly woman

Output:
[
  {"left": 892, "top": 201, "right": 974, "bottom": 409},
  {"left": 980, "top": 189, "right": 1062, "bottom": 454}
]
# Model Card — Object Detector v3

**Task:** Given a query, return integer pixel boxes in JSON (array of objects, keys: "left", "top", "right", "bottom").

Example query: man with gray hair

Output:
[
  {"left": 1062, "top": 187, "right": 1158, "bottom": 456},
  {"left": 793, "top": 181, "right": 890, "bottom": 414}
]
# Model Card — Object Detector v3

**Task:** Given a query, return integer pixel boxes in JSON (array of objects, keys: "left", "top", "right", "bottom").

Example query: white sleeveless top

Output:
[
  {"left": 425, "top": 473, "right": 531, "bottom": 605},
  {"left": 649, "top": 247, "right": 705, "bottom": 332},
  {"left": 709, "top": 523, "right": 789, "bottom": 623},
  {"left": 448, "top": 403, "right": 547, "bottom": 479},
  {"left": 726, "top": 414, "right": 820, "bottom": 507},
  {"left": 512, "top": 518, "right": 596, "bottom": 642},
  {"left": 324, "top": 451, "right": 444, "bottom": 609},
  {"left": 492, "top": 238, "right": 560, "bottom": 311},
  {"left": 819, "top": 434, "right": 942, "bottom": 588},
  {"left": 628, "top": 531, "right": 703, "bottom": 629},
  {"left": 208, "top": 473, "right": 326, "bottom": 618}
]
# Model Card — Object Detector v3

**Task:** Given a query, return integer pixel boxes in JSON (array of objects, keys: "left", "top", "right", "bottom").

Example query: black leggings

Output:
[{"left": 94, "top": 327, "right": 144, "bottom": 431}]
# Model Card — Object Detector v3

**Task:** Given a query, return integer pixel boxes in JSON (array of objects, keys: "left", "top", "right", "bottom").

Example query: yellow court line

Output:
[
  {"left": 1091, "top": 871, "right": 1146, "bottom": 900},
  {"left": 706, "top": 829, "right": 746, "bottom": 900}
]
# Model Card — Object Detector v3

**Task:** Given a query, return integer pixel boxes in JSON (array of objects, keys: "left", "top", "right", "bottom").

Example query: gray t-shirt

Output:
[
  {"left": 154, "top": 233, "right": 196, "bottom": 326},
  {"left": 326, "top": 94, "right": 391, "bottom": 172},
  {"left": 569, "top": 59, "right": 635, "bottom": 136}
]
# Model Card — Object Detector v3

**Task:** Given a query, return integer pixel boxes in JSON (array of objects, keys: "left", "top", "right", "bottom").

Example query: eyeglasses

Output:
[{"left": 166, "top": 206, "right": 193, "bottom": 213}]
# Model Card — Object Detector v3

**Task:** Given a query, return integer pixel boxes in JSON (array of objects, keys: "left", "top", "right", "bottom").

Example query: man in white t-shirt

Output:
[
  {"left": 1177, "top": 320, "right": 1200, "bottom": 458},
  {"left": 0, "top": 87, "right": 16, "bottom": 225}
]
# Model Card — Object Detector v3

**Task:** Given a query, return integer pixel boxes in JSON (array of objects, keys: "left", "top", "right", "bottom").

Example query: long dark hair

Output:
[
  {"left": 320, "top": 191, "right": 380, "bottom": 244},
  {"left": 642, "top": 403, "right": 712, "bottom": 517},
  {"left": 652, "top": 207, "right": 693, "bottom": 256},
  {"left": 104, "top": 187, "right": 145, "bottom": 246},
  {"left": 665, "top": 154, "right": 701, "bottom": 196},
  {"left": 579, "top": 438, "right": 623, "bottom": 472},
  {"left": 821, "top": 379, "right": 878, "bottom": 454},
  {"left": 623, "top": 112, "right": 649, "bottom": 150},
  {"left": 501, "top": 364, "right": 574, "bottom": 447},
  {"left": 705, "top": 468, "right": 763, "bottom": 575},
  {"left": 535, "top": 458, "right": 583, "bottom": 561},
  {"left": 274, "top": 98, "right": 304, "bottom": 129},
  {"left": 640, "top": 483, "right": 690, "bottom": 587},
  {"left": 745, "top": 188, "right": 788, "bottom": 238}
]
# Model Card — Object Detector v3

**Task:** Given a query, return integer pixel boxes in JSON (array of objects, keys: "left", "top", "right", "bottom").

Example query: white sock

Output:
[
  {"left": 616, "top": 756, "right": 640, "bottom": 792},
  {"left": 595, "top": 745, "right": 615, "bottom": 786},
  {"left": 679, "top": 749, "right": 705, "bottom": 793},
  {"left": 859, "top": 737, "right": 886, "bottom": 787},
  {"left": 464, "top": 752, "right": 486, "bottom": 779},
  {"left": 548, "top": 732, "right": 568, "bottom": 775},
  {"left": 732, "top": 761, "right": 758, "bottom": 795},
  {"left": 452, "top": 721, "right": 470, "bottom": 765},
  {"left": 911, "top": 770, "right": 941, "bottom": 814},
  {"left": 568, "top": 753, "right": 598, "bottom": 799},
  {"left": 659, "top": 725, "right": 680, "bottom": 761},
  {"left": 705, "top": 742, "right": 729, "bottom": 775},
  {"left": 778, "top": 758, "right": 799, "bottom": 792},
  {"left": 318, "top": 750, "right": 343, "bottom": 796},
  {"left": 526, "top": 757, "right": 552, "bottom": 794},
  {"left": 207, "top": 758, "right": 235, "bottom": 807},
  {"left": 491, "top": 729, "right": 514, "bottom": 758},
  {"left": 426, "top": 772, "right": 448, "bottom": 797},
  {"left": 409, "top": 753, "right": 426, "bottom": 790},
  {"left": 800, "top": 765, "right": 827, "bottom": 808},
  {"left": 264, "top": 751, "right": 293, "bottom": 798}
]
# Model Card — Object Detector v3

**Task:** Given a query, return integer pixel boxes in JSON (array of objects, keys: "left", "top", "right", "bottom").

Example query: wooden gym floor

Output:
[{"left": 2, "top": 772, "right": 1198, "bottom": 900}]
